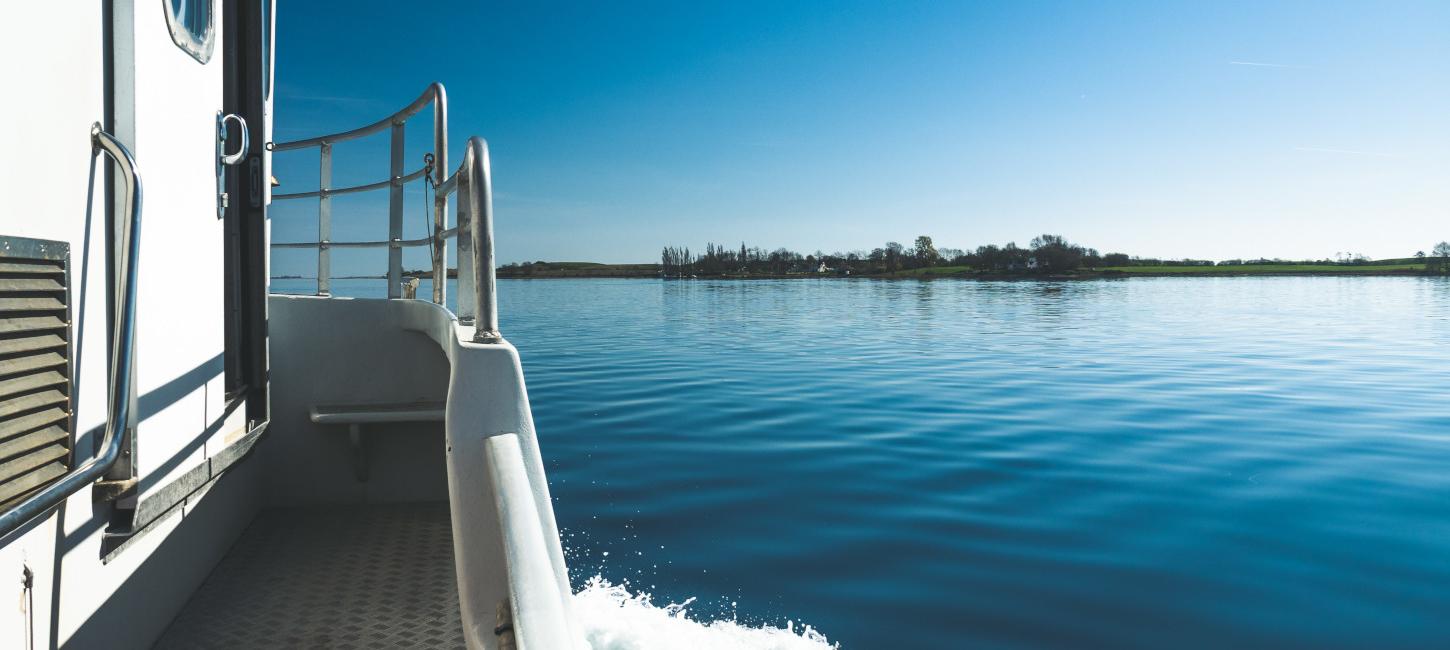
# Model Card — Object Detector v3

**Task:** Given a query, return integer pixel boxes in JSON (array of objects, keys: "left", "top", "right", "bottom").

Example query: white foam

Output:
[{"left": 573, "top": 576, "right": 838, "bottom": 650}]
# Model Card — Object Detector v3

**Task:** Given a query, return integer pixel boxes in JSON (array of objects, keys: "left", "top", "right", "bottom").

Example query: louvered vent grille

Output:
[{"left": 0, "top": 237, "right": 71, "bottom": 511}]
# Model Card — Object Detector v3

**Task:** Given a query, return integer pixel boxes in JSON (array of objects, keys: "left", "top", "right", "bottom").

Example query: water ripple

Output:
[{"left": 280, "top": 276, "right": 1450, "bottom": 648}]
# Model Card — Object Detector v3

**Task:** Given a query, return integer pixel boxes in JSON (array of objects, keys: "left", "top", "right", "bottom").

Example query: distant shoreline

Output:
[
  {"left": 490, "top": 271, "right": 1431, "bottom": 280},
  {"left": 271, "top": 265, "right": 1439, "bottom": 282},
  {"left": 493, "top": 263, "right": 1433, "bottom": 280}
]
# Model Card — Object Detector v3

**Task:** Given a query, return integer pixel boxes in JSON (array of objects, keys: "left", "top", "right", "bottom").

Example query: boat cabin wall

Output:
[
  {"left": 262, "top": 296, "right": 452, "bottom": 505},
  {"left": 0, "top": 4, "right": 111, "bottom": 646},
  {"left": 0, "top": 1, "right": 273, "bottom": 647}
]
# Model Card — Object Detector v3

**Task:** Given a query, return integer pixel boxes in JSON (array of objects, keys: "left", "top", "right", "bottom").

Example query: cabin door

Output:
[
  {"left": 103, "top": 0, "right": 265, "bottom": 502},
  {"left": 221, "top": 0, "right": 273, "bottom": 429}
]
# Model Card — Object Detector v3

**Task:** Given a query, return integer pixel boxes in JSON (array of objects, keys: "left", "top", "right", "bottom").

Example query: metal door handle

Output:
[
  {"left": 217, "top": 112, "right": 250, "bottom": 218},
  {"left": 219, "top": 113, "right": 249, "bottom": 165}
]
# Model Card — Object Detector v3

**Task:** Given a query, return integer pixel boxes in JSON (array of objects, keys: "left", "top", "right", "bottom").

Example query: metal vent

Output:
[{"left": 0, "top": 237, "right": 72, "bottom": 512}]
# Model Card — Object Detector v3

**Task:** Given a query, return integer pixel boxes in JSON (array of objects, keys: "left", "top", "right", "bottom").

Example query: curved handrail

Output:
[
  {"left": 460, "top": 137, "right": 499, "bottom": 343},
  {"left": 271, "top": 82, "right": 445, "bottom": 151},
  {"left": 268, "top": 83, "right": 448, "bottom": 299},
  {"left": 0, "top": 125, "right": 142, "bottom": 538}
]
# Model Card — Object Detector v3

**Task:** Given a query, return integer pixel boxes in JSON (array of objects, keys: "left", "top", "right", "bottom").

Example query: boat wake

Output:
[{"left": 573, "top": 576, "right": 838, "bottom": 650}]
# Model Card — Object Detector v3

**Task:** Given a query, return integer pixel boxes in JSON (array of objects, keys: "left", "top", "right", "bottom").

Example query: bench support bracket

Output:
[{"left": 349, "top": 423, "right": 368, "bottom": 482}]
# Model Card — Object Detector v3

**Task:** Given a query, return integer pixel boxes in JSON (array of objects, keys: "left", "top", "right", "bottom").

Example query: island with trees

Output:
[{"left": 494, "top": 235, "right": 1450, "bottom": 279}]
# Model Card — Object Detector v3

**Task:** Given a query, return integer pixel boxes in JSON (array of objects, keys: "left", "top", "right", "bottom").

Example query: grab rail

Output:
[
  {"left": 439, "top": 137, "right": 500, "bottom": 342},
  {"left": 270, "top": 83, "right": 499, "bottom": 340},
  {"left": 0, "top": 125, "right": 142, "bottom": 538}
]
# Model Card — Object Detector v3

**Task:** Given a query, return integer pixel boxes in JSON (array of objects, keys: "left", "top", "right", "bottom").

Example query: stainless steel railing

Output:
[
  {"left": 270, "top": 83, "right": 500, "bottom": 341},
  {"left": 442, "top": 137, "right": 500, "bottom": 342},
  {"left": 0, "top": 125, "right": 142, "bottom": 538},
  {"left": 271, "top": 83, "right": 446, "bottom": 299}
]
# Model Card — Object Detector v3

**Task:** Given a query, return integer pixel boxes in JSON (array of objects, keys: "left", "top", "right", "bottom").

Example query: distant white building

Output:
[{"left": 1026, "top": 257, "right": 1039, "bottom": 270}]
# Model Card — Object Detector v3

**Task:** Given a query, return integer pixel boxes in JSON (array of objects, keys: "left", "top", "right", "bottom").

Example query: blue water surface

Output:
[{"left": 275, "top": 276, "right": 1450, "bottom": 649}]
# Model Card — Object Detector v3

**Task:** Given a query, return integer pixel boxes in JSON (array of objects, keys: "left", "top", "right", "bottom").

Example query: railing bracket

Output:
[
  {"left": 93, "top": 478, "right": 137, "bottom": 503},
  {"left": 495, "top": 598, "right": 516, "bottom": 650}
]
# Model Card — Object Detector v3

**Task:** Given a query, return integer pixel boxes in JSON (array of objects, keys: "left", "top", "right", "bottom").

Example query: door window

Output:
[{"left": 164, "top": 0, "right": 215, "bottom": 63}]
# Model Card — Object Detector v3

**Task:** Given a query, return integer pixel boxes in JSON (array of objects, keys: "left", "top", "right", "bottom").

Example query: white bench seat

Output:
[
  {"left": 308, "top": 401, "right": 446, "bottom": 425},
  {"left": 308, "top": 401, "right": 446, "bottom": 481}
]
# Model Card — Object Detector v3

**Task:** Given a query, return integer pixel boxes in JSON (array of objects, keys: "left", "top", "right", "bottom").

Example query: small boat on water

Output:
[{"left": 1, "top": 2, "right": 579, "bottom": 647}]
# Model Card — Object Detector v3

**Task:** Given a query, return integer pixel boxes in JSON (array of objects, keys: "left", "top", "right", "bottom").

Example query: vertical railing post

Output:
[
  {"left": 431, "top": 84, "right": 448, "bottom": 305},
  {"left": 456, "top": 167, "right": 476, "bottom": 321},
  {"left": 466, "top": 137, "right": 500, "bottom": 342},
  {"left": 388, "top": 122, "right": 405, "bottom": 298},
  {"left": 318, "top": 142, "right": 332, "bottom": 296}
]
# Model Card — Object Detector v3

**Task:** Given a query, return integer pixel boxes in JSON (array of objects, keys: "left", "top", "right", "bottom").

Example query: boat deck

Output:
[{"left": 155, "top": 503, "right": 465, "bottom": 649}]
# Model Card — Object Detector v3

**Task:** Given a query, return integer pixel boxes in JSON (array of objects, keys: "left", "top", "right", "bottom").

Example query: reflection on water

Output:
[{"left": 273, "top": 276, "right": 1450, "bottom": 648}]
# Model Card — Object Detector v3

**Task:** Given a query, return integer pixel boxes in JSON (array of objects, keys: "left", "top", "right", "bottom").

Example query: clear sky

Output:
[{"left": 269, "top": 0, "right": 1449, "bottom": 274}]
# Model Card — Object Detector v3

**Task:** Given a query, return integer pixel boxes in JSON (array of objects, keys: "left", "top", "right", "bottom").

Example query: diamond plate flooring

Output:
[{"left": 154, "top": 503, "right": 465, "bottom": 649}]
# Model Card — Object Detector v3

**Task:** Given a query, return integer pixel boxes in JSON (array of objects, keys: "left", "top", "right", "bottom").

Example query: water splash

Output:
[{"left": 574, "top": 576, "right": 838, "bottom": 650}]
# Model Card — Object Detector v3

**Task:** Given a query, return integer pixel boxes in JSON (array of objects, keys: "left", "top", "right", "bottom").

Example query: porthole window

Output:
[{"left": 164, "top": 0, "right": 215, "bottom": 64}]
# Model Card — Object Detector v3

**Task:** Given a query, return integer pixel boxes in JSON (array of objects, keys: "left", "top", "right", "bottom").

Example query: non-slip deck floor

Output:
[{"left": 154, "top": 503, "right": 465, "bottom": 649}]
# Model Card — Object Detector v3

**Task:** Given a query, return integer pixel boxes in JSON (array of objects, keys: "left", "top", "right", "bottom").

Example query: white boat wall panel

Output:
[
  {"left": 127, "top": 0, "right": 241, "bottom": 502},
  {"left": 0, "top": 2, "right": 263, "bottom": 647},
  {"left": 58, "top": 458, "right": 261, "bottom": 648},
  {"left": 0, "top": 3, "right": 106, "bottom": 647},
  {"left": 54, "top": 1, "right": 261, "bottom": 645}
]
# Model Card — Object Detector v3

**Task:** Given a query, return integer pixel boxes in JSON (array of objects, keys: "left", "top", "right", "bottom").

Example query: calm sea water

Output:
[{"left": 277, "top": 276, "right": 1450, "bottom": 648}]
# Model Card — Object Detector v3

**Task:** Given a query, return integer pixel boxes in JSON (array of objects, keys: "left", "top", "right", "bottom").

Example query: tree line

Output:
[
  {"left": 1426, "top": 242, "right": 1450, "bottom": 274},
  {"left": 658, "top": 236, "right": 1450, "bottom": 276},
  {"left": 662, "top": 235, "right": 1104, "bottom": 276},
  {"left": 664, "top": 234, "right": 1152, "bottom": 276}
]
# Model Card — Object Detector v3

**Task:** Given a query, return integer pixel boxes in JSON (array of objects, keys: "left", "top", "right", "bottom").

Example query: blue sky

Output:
[{"left": 269, "top": 0, "right": 1449, "bottom": 274}]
